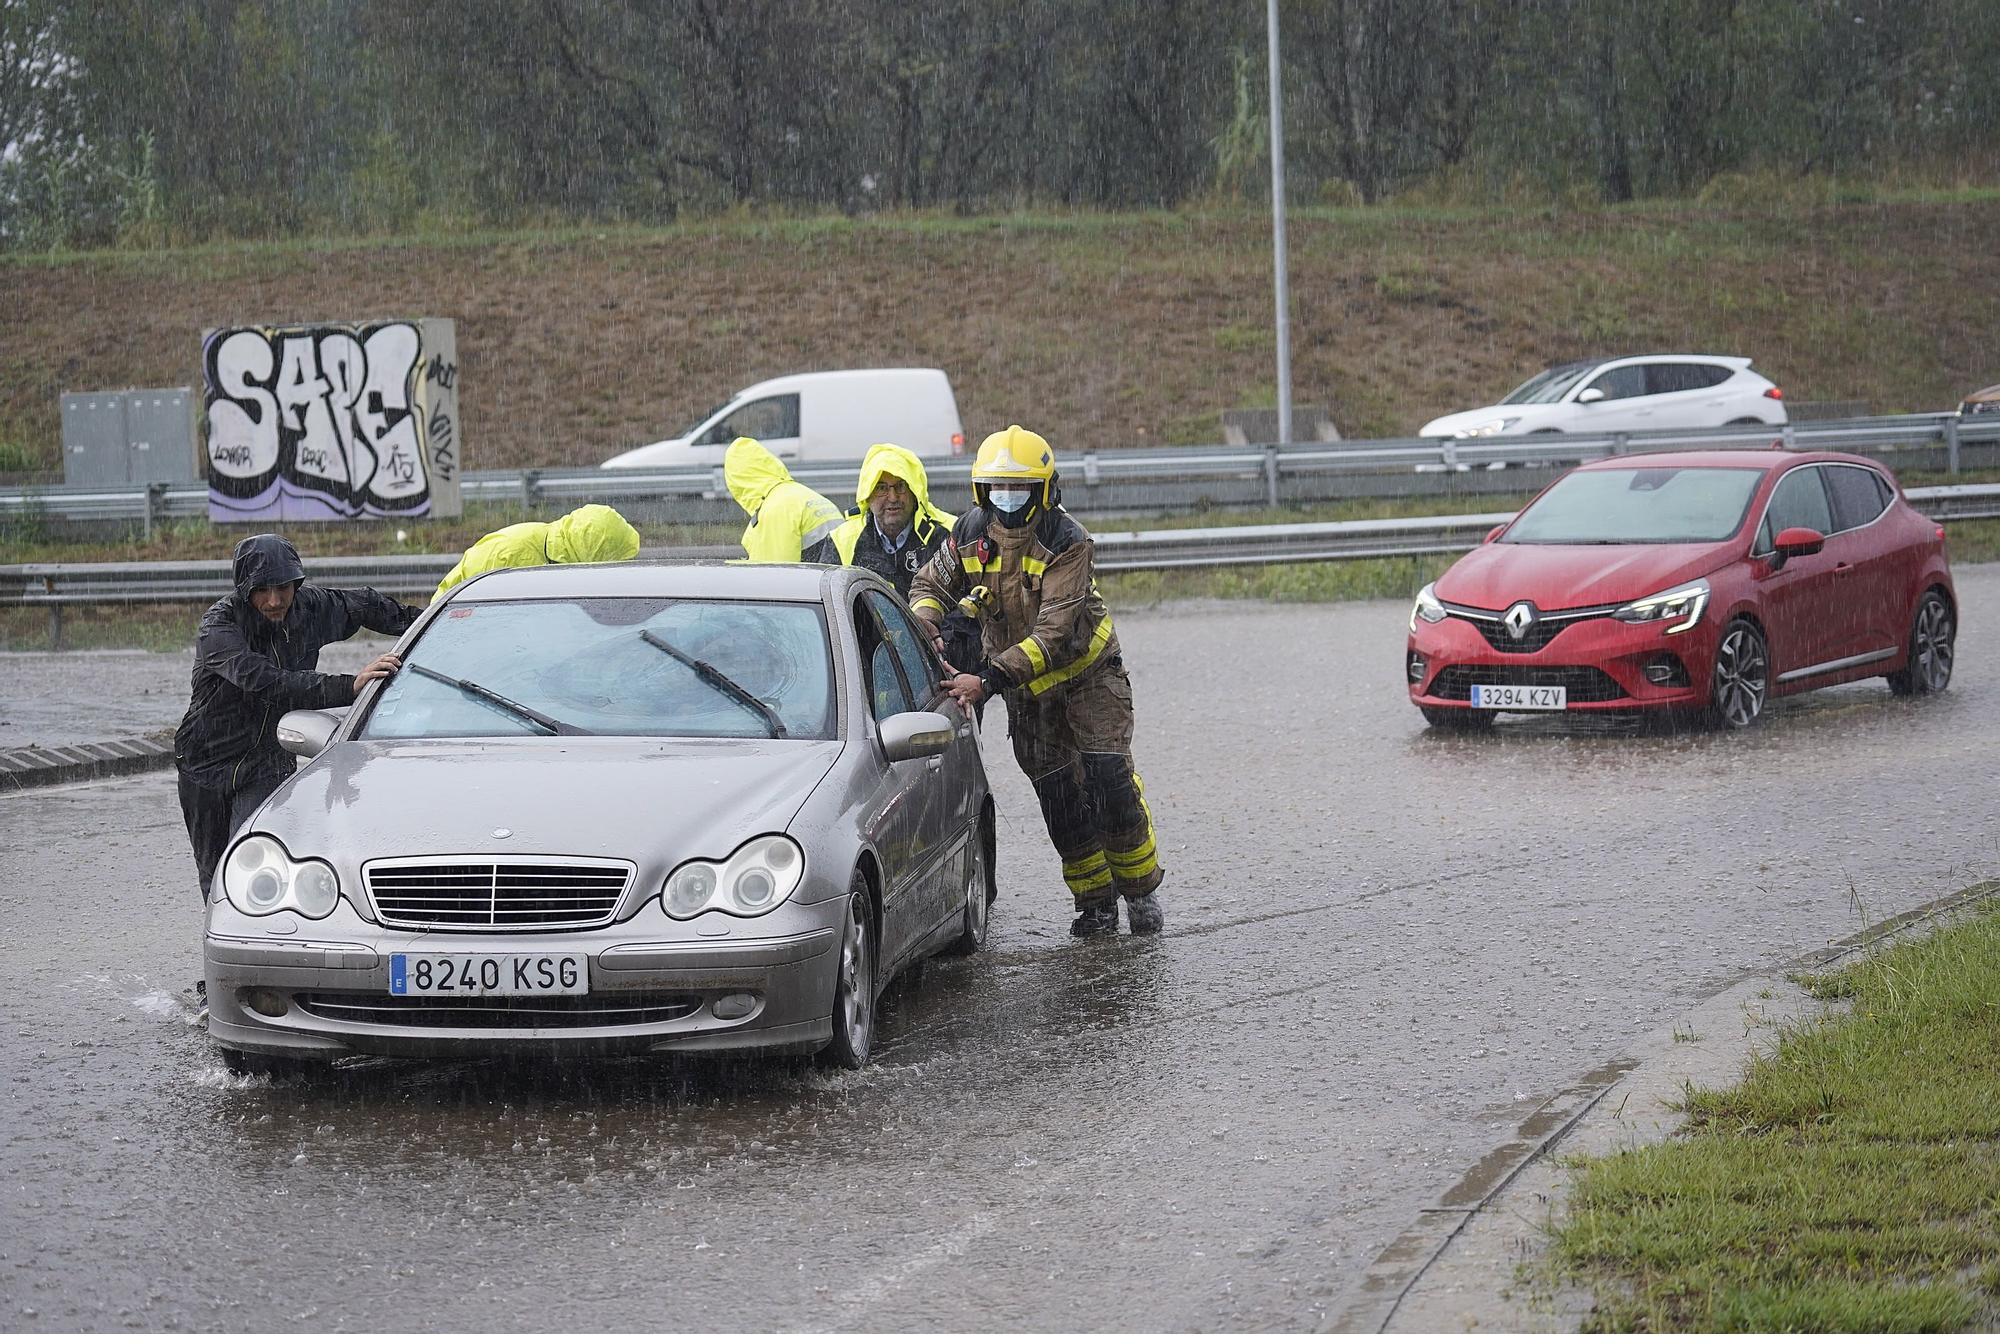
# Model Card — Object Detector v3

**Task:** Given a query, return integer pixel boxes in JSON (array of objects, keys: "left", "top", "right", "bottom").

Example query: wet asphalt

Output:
[{"left": 4, "top": 568, "right": 1998, "bottom": 1331}]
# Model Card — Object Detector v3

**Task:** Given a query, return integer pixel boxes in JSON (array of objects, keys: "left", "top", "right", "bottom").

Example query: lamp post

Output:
[{"left": 1267, "top": 0, "right": 1293, "bottom": 446}]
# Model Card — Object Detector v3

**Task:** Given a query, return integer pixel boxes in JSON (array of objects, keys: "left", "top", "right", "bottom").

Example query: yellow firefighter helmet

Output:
[{"left": 971, "top": 425, "right": 1058, "bottom": 526}]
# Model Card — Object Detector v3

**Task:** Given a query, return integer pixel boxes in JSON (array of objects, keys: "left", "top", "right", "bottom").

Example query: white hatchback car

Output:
[{"left": 1420, "top": 355, "right": 1787, "bottom": 439}]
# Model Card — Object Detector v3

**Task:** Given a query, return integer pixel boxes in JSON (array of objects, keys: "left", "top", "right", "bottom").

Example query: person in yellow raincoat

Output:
[
  {"left": 433, "top": 504, "right": 640, "bottom": 602},
  {"left": 829, "top": 443, "right": 955, "bottom": 598},
  {"left": 723, "top": 436, "right": 843, "bottom": 563}
]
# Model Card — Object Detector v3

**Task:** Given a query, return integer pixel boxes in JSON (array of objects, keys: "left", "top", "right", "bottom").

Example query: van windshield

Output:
[{"left": 685, "top": 401, "right": 728, "bottom": 434}]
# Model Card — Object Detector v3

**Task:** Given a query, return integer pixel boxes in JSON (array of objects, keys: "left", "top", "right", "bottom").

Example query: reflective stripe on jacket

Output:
[{"left": 909, "top": 506, "right": 1119, "bottom": 696}]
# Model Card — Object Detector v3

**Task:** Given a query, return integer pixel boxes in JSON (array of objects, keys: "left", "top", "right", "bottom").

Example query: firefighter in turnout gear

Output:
[
  {"left": 908, "top": 425, "right": 1165, "bottom": 936},
  {"left": 829, "top": 443, "right": 953, "bottom": 598}
]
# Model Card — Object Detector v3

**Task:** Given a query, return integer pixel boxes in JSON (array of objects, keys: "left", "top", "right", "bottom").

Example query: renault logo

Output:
[{"left": 1503, "top": 602, "right": 1538, "bottom": 640}]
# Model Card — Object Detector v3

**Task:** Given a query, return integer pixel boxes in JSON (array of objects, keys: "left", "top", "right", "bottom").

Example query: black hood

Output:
[{"left": 232, "top": 533, "right": 305, "bottom": 598}]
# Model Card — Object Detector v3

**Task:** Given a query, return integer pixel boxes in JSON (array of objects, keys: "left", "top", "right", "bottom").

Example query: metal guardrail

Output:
[
  {"left": 7, "top": 484, "right": 1999, "bottom": 648},
  {"left": 5, "top": 413, "right": 1999, "bottom": 529}
]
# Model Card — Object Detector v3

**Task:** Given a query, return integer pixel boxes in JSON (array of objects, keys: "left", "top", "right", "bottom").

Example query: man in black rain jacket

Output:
[{"left": 174, "top": 533, "right": 421, "bottom": 901}]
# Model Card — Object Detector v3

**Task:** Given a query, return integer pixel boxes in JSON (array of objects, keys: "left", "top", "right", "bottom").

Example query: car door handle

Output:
[
  {"left": 1834, "top": 562, "right": 1853, "bottom": 575},
  {"left": 926, "top": 756, "right": 943, "bottom": 772}
]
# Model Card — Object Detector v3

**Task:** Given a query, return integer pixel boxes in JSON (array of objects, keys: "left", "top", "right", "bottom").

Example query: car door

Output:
[
  {"left": 854, "top": 593, "right": 931, "bottom": 962},
  {"left": 865, "top": 589, "right": 966, "bottom": 934},
  {"left": 1819, "top": 463, "right": 1906, "bottom": 659},
  {"left": 1749, "top": 464, "right": 1844, "bottom": 677},
  {"left": 1573, "top": 363, "right": 1652, "bottom": 432}
]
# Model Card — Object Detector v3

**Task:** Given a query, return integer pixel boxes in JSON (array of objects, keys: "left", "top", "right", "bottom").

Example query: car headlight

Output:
[
  {"left": 661, "top": 835, "right": 806, "bottom": 920},
  {"left": 1453, "top": 417, "right": 1520, "bottom": 438},
  {"left": 1611, "top": 579, "right": 1710, "bottom": 635},
  {"left": 221, "top": 835, "right": 342, "bottom": 919},
  {"left": 1410, "top": 582, "right": 1447, "bottom": 631}
]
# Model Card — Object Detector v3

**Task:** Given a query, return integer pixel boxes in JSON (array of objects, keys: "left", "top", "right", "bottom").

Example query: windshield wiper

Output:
[
  {"left": 639, "top": 630, "right": 786, "bottom": 739},
  {"left": 407, "top": 663, "right": 590, "bottom": 736}
]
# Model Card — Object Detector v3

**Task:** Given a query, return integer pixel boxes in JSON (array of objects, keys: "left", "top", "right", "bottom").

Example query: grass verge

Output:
[{"left": 1547, "top": 902, "right": 2000, "bottom": 1332}]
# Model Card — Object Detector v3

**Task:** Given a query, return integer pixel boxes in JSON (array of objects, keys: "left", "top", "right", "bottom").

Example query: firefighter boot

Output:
[
  {"left": 1124, "top": 892, "right": 1165, "bottom": 935},
  {"left": 1069, "top": 903, "right": 1120, "bottom": 938}
]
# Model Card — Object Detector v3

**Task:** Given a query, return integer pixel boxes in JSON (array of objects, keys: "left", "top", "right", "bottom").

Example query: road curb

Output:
[
  {"left": 0, "top": 733, "right": 177, "bottom": 790},
  {"left": 1332, "top": 878, "right": 2000, "bottom": 1334}
]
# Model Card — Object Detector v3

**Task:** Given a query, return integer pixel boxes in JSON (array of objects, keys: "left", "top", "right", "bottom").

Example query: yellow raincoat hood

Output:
[
  {"left": 724, "top": 437, "right": 792, "bottom": 516},
  {"left": 433, "top": 504, "right": 640, "bottom": 602},
  {"left": 545, "top": 504, "right": 641, "bottom": 565},
  {"left": 853, "top": 443, "right": 954, "bottom": 530}
]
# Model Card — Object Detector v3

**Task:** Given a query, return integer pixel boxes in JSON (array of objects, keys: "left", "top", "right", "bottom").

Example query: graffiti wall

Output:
[{"left": 202, "top": 318, "right": 462, "bottom": 521}]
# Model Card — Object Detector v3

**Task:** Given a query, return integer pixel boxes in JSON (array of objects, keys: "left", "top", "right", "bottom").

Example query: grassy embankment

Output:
[
  {"left": 4, "top": 194, "right": 1996, "bottom": 472},
  {"left": 1547, "top": 901, "right": 2000, "bottom": 1332},
  {"left": 5, "top": 196, "right": 1997, "bottom": 645}
]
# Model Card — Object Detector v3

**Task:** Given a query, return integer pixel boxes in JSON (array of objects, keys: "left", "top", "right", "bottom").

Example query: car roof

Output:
[
  {"left": 1544, "top": 353, "right": 1755, "bottom": 371},
  {"left": 450, "top": 560, "right": 855, "bottom": 603},
  {"left": 738, "top": 367, "right": 948, "bottom": 396},
  {"left": 1574, "top": 449, "right": 1887, "bottom": 474}
]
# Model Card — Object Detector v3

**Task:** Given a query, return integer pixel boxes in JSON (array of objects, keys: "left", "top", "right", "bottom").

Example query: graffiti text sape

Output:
[{"left": 204, "top": 322, "right": 436, "bottom": 519}]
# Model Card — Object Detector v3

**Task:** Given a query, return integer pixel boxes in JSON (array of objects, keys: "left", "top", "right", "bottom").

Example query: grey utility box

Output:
[{"left": 62, "top": 389, "right": 200, "bottom": 488}]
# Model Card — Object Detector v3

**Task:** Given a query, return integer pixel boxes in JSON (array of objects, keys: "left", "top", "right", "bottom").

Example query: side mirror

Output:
[
  {"left": 276, "top": 708, "right": 342, "bottom": 758},
  {"left": 1484, "top": 525, "right": 1506, "bottom": 544},
  {"left": 1576, "top": 387, "right": 1606, "bottom": 404},
  {"left": 880, "top": 710, "right": 955, "bottom": 762},
  {"left": 1773, "top": 526, "right": 1825, "bottom": 560}
]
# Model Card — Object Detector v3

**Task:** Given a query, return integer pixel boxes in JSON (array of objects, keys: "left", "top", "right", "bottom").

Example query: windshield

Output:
[
  {"left": 1502, "top": 467, "right": 1763, "bottom": 544},
  {"left": 361, "top": 597, "right": 835, "bottom": 740},
  {"left": 1500, "top": 362, "right": 1597, "bottom": 405},
  {"left": 682, "top": 400, "right": 729, "bottom": 436}
]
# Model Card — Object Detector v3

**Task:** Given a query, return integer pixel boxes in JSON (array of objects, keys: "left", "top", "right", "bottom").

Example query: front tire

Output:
[
  {"left": 818, "top": 875, "right": 876, "bottom": 1070},
  {"left": 943, "top": 812, "right": 995, "bottom": 957},
  {"left": 1708, "top": 619, "right": 1769, "bottom": 728},
  {"left": 1887, "top": 589, "right": 1954, "bottom": 696}
]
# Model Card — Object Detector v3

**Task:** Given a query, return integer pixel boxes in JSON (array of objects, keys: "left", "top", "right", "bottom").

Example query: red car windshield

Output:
[{"left": 1503, "top": 466, "right": 1764, "bottom": 544}]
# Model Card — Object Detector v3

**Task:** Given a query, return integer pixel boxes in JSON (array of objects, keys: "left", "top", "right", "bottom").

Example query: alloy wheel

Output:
[
  {"left": 1913, "top": 594, "right": 1955, "bottom": 693},
  {"left": 1711, "top": 622, "right": 1768, "bottom": 728},
  {"left": 819, "top": 888, "right": 875, "bottom": 1070}
]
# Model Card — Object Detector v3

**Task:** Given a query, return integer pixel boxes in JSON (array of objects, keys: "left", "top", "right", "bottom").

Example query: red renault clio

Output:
[{"left": 1406, "top": 450, "right": 1956, "bottom": 728}]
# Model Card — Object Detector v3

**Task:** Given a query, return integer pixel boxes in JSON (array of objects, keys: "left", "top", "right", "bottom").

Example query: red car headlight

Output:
[{"left": 1611, "top": 580, "right": 1710, "bottom": 635}]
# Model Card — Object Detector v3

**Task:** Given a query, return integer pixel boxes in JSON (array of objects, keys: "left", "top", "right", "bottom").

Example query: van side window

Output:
[{"left": 704, "top": 393, "right": 802, "bottom": 445}]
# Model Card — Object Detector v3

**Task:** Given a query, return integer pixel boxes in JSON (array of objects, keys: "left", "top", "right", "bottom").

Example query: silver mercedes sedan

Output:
[{"left": 204, "top": 562, "right": 994, "bottom": 1073}]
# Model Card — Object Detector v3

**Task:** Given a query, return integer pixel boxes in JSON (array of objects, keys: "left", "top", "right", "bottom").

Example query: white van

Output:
[{"left": 601, "top": 368, "right": 965, "bottom": 469}]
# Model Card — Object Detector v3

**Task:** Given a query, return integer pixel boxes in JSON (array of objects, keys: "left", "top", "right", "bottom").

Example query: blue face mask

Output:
[{"left": 988, "top": 487, "right": 1032, "bottom": 514}]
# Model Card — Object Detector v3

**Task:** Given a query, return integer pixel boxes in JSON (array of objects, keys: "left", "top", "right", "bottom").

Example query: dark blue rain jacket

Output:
[{"left": 173, "top": 534, "right": 422, "bottom": 789}]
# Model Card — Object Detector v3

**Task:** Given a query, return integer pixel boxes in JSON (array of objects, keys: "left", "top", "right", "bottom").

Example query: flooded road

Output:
[{"left": 5, "top": 568, "right": 1998, "bottom": 1330}]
